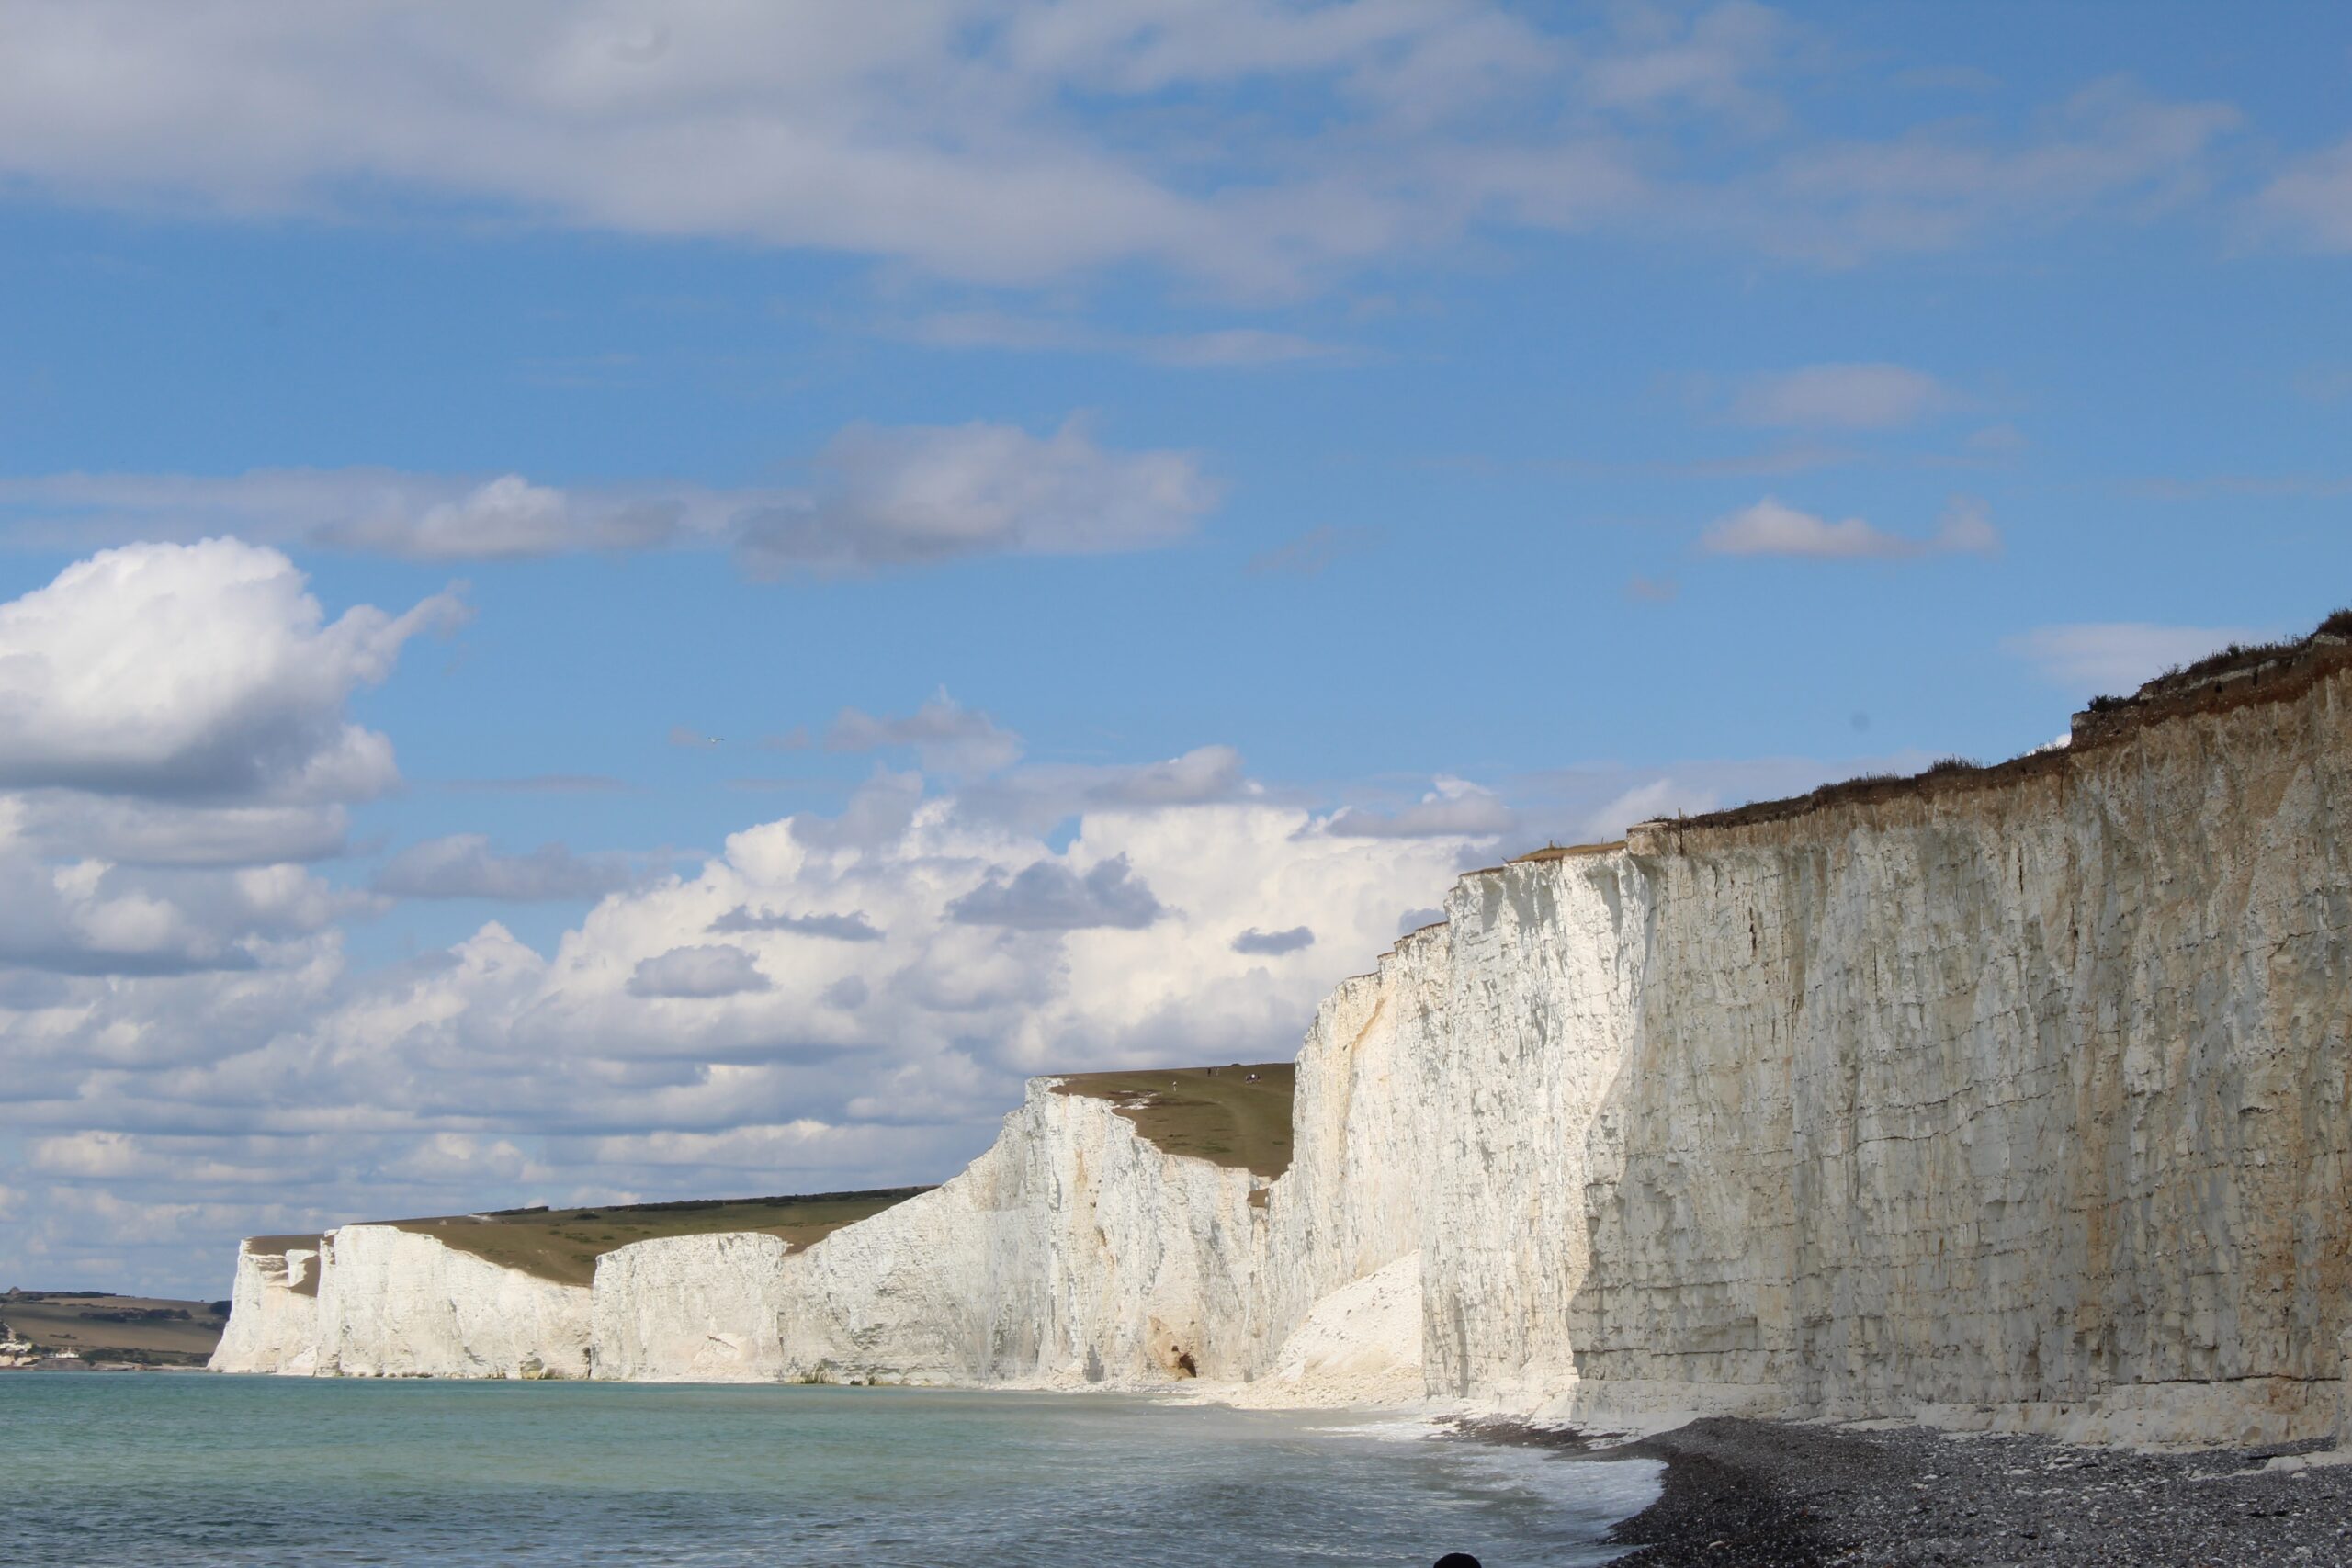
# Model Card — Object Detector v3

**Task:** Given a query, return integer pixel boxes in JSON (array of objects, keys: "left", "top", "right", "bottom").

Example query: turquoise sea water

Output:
[{"left": 3, "top": 1375, "right": 1658, "bottom": 1566}]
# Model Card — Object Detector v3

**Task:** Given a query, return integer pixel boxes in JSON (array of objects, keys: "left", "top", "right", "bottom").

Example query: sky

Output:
[{"left": 1, "top": 1, "right": 2348, "bottom": 1298}]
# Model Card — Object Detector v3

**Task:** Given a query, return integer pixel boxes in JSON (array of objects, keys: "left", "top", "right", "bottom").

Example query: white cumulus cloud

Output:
[{"left": 0, "top": 538, "right": 462, "bottom": 801}]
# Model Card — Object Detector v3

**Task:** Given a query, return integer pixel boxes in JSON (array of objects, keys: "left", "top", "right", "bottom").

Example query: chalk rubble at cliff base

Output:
[{"left": 218, "top": 641, "right": 2352, "bottom": 1453}]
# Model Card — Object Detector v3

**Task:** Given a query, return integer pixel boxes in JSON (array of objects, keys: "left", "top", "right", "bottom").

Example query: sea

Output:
[{"left": 2, "top": 1374, "right": 1661, "bottom": 1566}]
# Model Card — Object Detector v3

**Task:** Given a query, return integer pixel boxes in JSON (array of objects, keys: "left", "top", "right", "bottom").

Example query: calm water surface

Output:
[{"left": 3, "top": 1374, "right": 1658, "bottom": 1566}]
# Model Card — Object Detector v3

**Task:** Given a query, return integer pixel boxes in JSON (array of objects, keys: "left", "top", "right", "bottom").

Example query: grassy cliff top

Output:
[
  {"left": 1614, "top": 609, "right": 2352, "bottom": 840},
  {"left": 1052, "top": 1063, "right": 1295, "bottom": 1179},
  {"left": 243, "top": 1188, "right": 930, "bottom": 1289}
]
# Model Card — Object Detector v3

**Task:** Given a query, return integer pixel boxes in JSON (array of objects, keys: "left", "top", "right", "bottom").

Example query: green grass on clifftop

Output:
[
  {"left": 1052, "top": 1063, "right": 1295, "bottom": 1179},
  {"left": 390, "top": 1189, "right": 931, "bottom": 1287},
  {"left": 241, "top": 1189, "right": 931, "bottom": 1289}
]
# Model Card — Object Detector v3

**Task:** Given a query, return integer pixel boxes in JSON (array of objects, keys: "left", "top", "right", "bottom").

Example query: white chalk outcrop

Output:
[
  {"left": 209, "top": 1239, "right": 322, "bottom": 1375},
  {"left": 313, "top": 1224, "right": 593, "bottom": 1379},
  {"left": 210, "top": 1224, "right": 593, "bottom": 1380},
  {"left": 591, "top": 1231, "right": 794, "bottom": 1382},
  {"left": 1225, "top": 1252, "right": 1426, "bottom": 1409},
  {"left": 594, "top": 1084, "right": 1271, "bottom": 1387},
  {"left": 214, "top": 650, "right": 2352, "bottom": 1445}
]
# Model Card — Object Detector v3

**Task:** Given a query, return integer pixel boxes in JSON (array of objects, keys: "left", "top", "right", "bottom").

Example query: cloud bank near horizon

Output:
[{"left": 0, "top": 532, "right": 1966, "bottom": 1298}]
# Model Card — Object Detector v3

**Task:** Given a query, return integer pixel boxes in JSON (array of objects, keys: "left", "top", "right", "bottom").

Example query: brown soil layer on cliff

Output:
[
  {"left": 1621, "top": 612, "right": 2352, "bottom": 842},
  {"left": 230, "top": 1189, "right": 930, "bottom": 1289},
  {"left": 1053, "top": 1063, "right": 1295, "bottom": 1179},
  {"left": 1, "top": 1291, "right": 228, "bottom": 1363},
  {"left": 1588, "top": 1416, "right": 2352, "bottom": 1566}
]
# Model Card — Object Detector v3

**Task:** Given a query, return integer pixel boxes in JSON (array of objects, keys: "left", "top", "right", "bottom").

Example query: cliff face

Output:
[
  {"left": 595, "top": 1083, "right": 1272, "bottom": 1386},
  {"left": 214, "top": 1225, "right": 594, "bottom": 1380},
  {"left": 211, "top": 654, "right": 2352, "bottom": 1444},
  {"left": 209, "top": 1240, "right": 322, "bottom": 1374},
  {"left": 1558, "top": 669, "right": 2352, "bottom": 1444}
]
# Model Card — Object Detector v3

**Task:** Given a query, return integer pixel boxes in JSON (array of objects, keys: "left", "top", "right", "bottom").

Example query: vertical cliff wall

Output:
[
  {"left": 594, "top": 1082, "right": 1275, "bottom": 1387},
  {"left": 209, "top": 1239, "right": 322, "bottom": 1374},
  {"left": 212, "top": 644, "right": 2352, "bottom": 1443},
  {"left": 211, "top": 1225, "right": 593, "bottom": 1379},
  {"left": 1555, "top": 657, "right": 2352, "bottom": 1444}
]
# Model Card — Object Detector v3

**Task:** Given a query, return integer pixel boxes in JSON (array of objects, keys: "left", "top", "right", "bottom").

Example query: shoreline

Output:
[
  {"left": 173, "top": 1364, "right": 2352, "bottom": 1563},
  {"left": 1456, "top": 1416, "right": 2352, "bottom": 1566}
]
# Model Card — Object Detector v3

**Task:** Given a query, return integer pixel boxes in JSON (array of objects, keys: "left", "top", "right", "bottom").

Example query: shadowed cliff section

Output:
[{"left": 1053, "top": 1064, "right": 1295, "bottom": 1179}]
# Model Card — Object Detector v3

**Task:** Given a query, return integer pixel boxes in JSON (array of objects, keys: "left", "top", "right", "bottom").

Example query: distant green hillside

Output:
[{"left": 2, "top": 1290, "right": 228, "bottom": 1365}]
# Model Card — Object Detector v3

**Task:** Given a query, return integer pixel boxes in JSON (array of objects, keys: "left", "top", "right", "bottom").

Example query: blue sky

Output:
[{"left": 0, "top": 1, "right": 2347, "bottom": 1294}]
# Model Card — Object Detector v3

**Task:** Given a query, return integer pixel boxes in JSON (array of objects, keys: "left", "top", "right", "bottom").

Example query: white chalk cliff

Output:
[
  {"left": 214, "top": 645, "right": 2352, "bottom": 1445},
  {"left": 211, "top": 1238, "right": 322, "bottom": 1376}
]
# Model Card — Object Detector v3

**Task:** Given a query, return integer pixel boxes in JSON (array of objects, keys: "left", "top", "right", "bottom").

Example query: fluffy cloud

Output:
[
  {"left": 1701, "top": 496, "right": 1999, "bottom": 559},
  {"left": 0, "top": 423, "right": 1213, "bottom": 574},
  {"left": 0, "top": 538, "right": 460, "bottom": 801},
  {"left": 0, "top": 543, "right": 438, "bottom": 985},
  {"left": 374, "top": 836, "right": 651, "bottom": 902},
  {"left": 2002, "top": 622, "right": 2265, "bottom": 696},
  {"left": 0, "top": 855, "right": 346, "bottom": 976},
  {"left": 0, "top": 5, "right": 2250, "bottom": 291},
  {"left": 1731, "top": 363, "right": 1956, "bottom": 430}
]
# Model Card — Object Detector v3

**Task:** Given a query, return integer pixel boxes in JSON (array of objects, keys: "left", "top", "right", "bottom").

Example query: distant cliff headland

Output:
[{"left": 216, "top": 616, "right": 2352, "bottom": 1449}]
